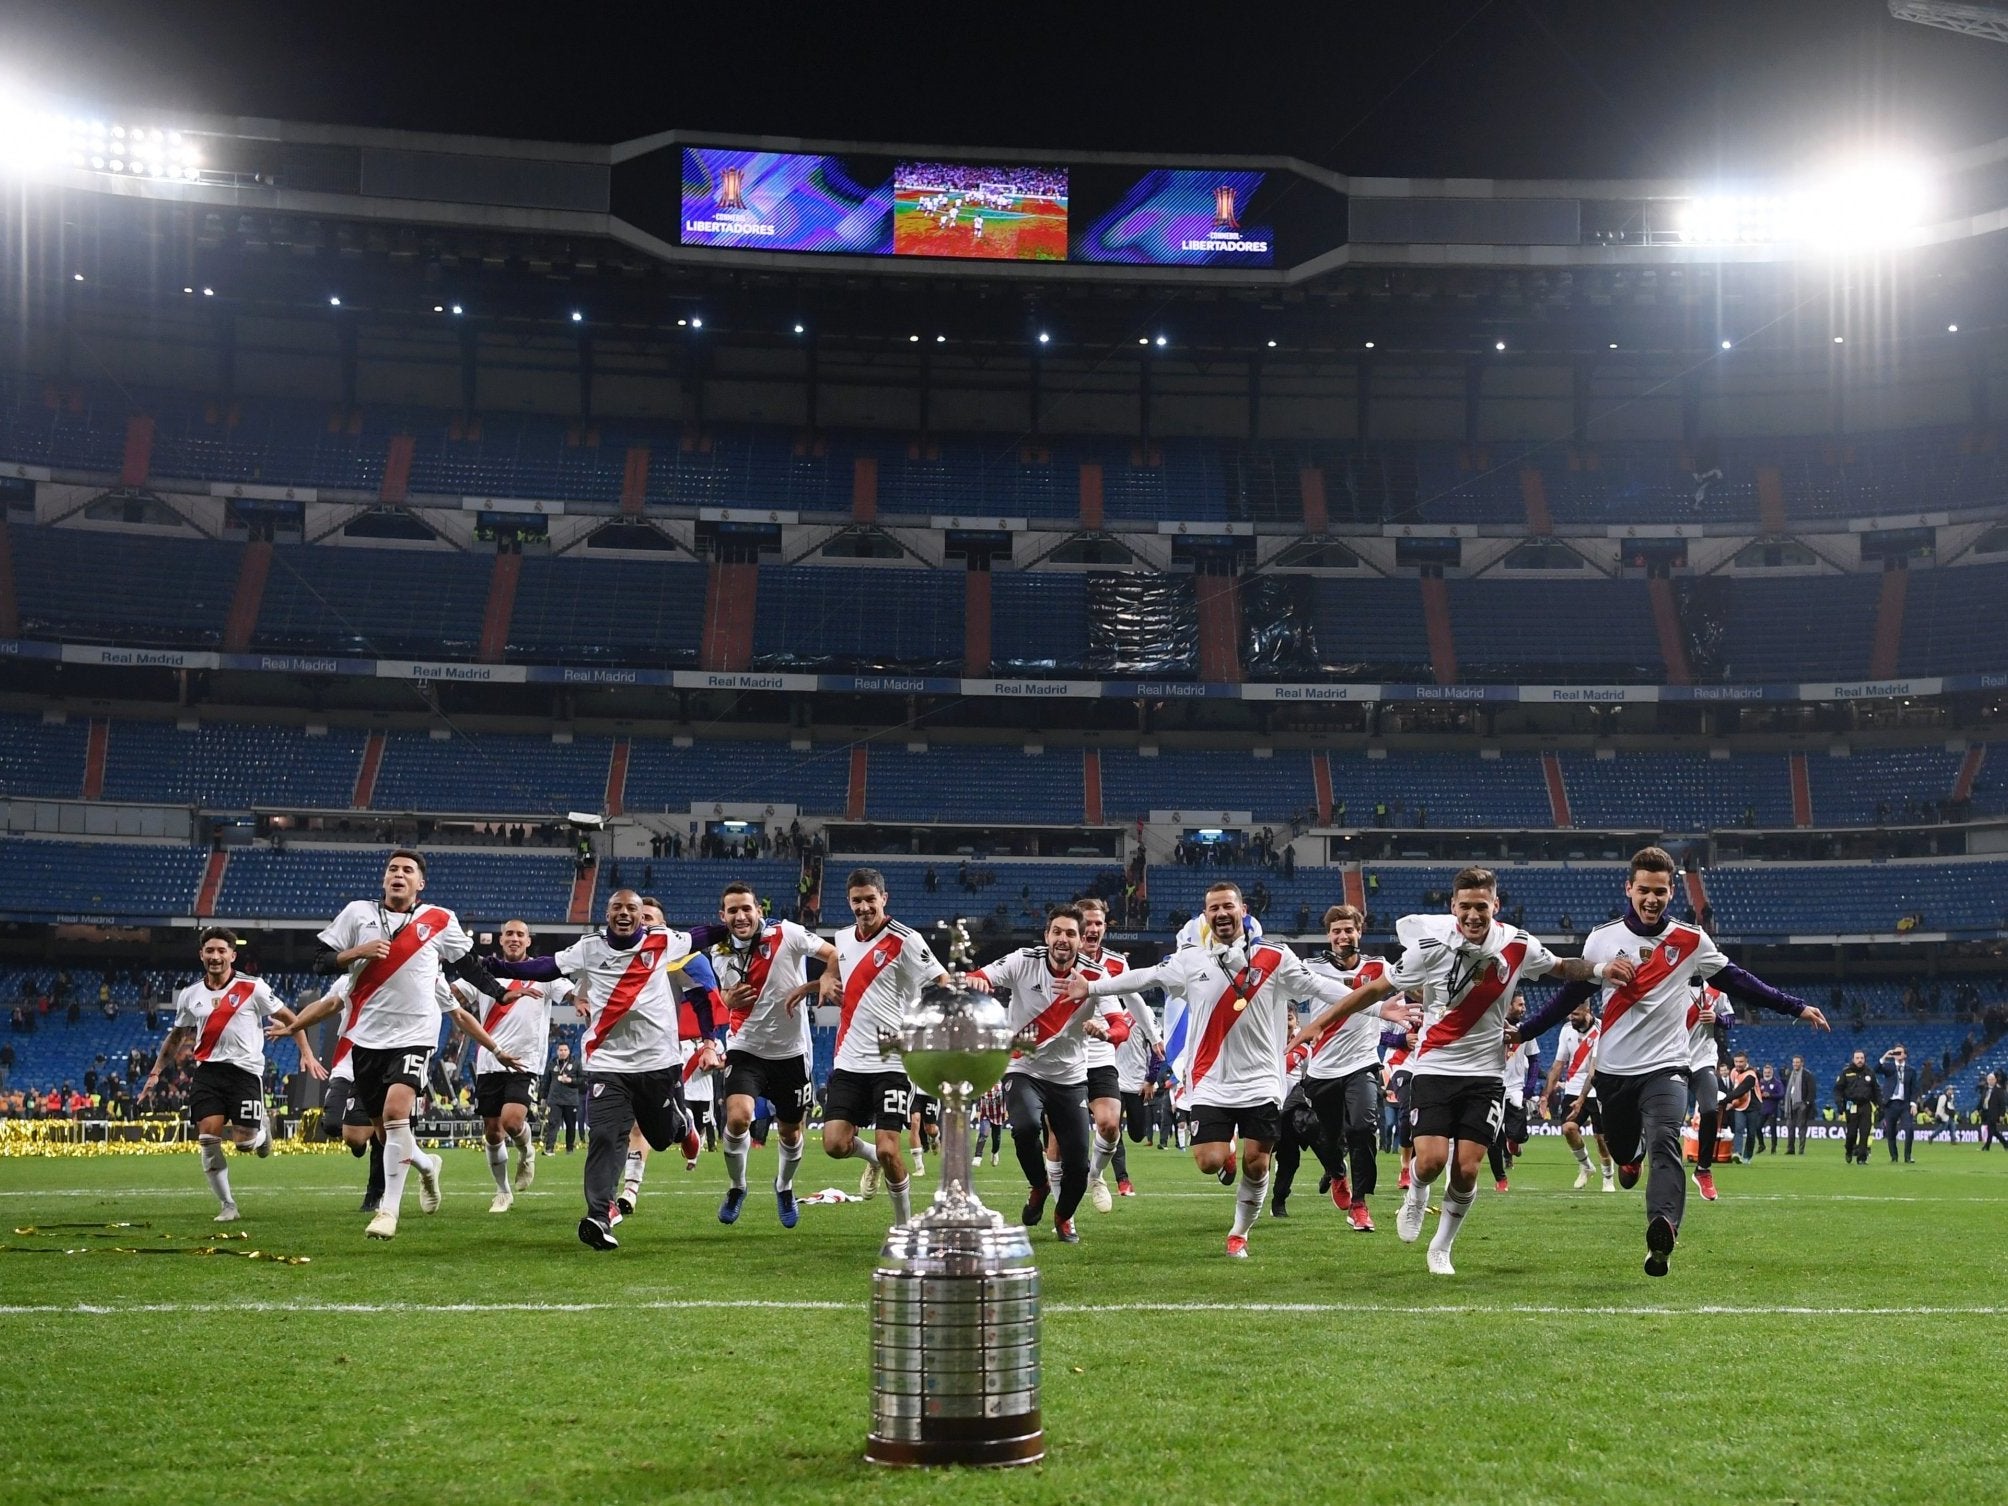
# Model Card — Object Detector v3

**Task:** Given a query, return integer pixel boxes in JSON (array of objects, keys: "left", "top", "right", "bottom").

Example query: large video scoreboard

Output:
[{"left": 616, "top": 141, "right": 1347, "bottom": 273}]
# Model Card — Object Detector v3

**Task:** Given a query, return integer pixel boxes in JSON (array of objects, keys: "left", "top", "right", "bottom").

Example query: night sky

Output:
[{"left": 4, "top": 0, "right": 2008, "bottom": 179}]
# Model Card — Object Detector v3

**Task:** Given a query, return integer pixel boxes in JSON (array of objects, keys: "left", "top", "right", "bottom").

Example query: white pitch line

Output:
[{"left": 1, "top": 1298, "right": 2003, "bottom": 1319}]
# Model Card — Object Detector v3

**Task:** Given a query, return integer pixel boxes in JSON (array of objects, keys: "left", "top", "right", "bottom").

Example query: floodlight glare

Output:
[
  {"left": 690, "top": 316, "right": 703, "bottom": 328},
  {"left": 1364, "top": 340, "right": 1375, "bottom": 349},
  {"left": 570, "top": 310, "right": 583, "bottom": 322},
  {"left": 792, "top": 323, "right": 805, "bottom": 334},
  {"left": 328, "top": 296, "right": 341, "bottom": 307},
  {"left": 1155, "top": 335, "right": 1167, "bottom": 347},
  {"left": 1721, "top": 339, "right": 1734, "bottom": 350},
  {"left": 1494, "top": 340, "right": 1506, "bottom": 351},
  {"left": 1266, "top": 339, "right": 1277, "bottom": 348},
  {"left": 1037, "top": 331, "right": 1050, "bottom": 344},
  {"left": 1948, "top": 323, "right": 1959, "bottom": 333}
]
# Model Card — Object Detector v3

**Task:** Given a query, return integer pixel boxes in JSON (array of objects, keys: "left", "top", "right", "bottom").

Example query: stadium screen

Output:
[
  {"left": 680, "top": 148, "right": 893, "bottom": 254},
  {"left": 890, "top": 160, "right": 1069, "bottom": 261},
  {"left": 1071, "top": 167, "right": 1277, "bottom": 267}
]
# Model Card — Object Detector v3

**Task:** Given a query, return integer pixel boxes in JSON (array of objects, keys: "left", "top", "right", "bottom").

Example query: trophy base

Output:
[{"left": 866, "top": 1413, "right": 1045, "bottom": 1468}]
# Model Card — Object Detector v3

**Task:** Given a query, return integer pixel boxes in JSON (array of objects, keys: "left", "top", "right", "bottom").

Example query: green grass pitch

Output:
[{"left": 2, "top": 1136, "right": 2003, "bottom": 1505}]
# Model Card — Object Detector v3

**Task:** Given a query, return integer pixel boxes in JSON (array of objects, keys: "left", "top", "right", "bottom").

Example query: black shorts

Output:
[
  {"left": 912, "top": 1093, "right": 940, "bottom": 1127},
  {"left": 349, "top": 1044, "right": 433, "bottom": 1120},
  {"left": 320, "top": 1076, "right": 373, "bottom": 1134},
  {"left": 1191, "top": 1101, "right": 1282, "bottom": 1147},
  {"left": 1408, "top": 1073, "right": 1505, "bottom": 1144},
  {"left": 188, "top": 1063, "right": 263, "bottom": 1129},
  {"left": 1562, "top": 1085, "right": 1602, "bottom": 1133},
  {"left": 823, "top": 1067, "right": 913, "bottom": 1133},
  {"left": 1085, "top": 1065, "right": 1121, "bottom": 1103},
  {"left": 723, "top": 1050, "right": 813, "bottom": 1121},
  {"left": 475, "top": 1071, "right": 533, "bottom": 1119},
  {"left": 1501, "top": 1098, "right": 1529, "bottom": 1145}
]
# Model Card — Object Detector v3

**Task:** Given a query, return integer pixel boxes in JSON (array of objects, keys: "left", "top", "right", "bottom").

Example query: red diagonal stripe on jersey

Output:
[
  {"left": 484, "top": 985, "right": 529, "bottom": 1035},
  {"left": 1025, "top": 966, "right": 1089, "bottom": 1044},
  {"left": 329, "top": 988, "right": 367, "bottom": 1071},
  {"left": 725, "top": 931, "right": 780, "bottom": 1031},
  {"left": 1416, "top": 940, "right": 1528, "bottom": 1059},
  {"left": 1189, "top": 947, "right": 1283, "bottom": 1092},
  {"left": 1601, "top": 928, "right": 1703, "bottom": 1034},
  {"left": 193, "top": 979, "right": 256, "bottom": 1062},
  {"left": 1568, "top": 1024, "right": 1599, "bottom": 1078},
  {"left": 587, "top": 934, "right": 668, "bottom": 1056},
  {"left": 348, "top": 906, "right": 451, "bottom": 1011},
  {"left": 1685, "top": 985, "right": 1724, "bottom": 1034},
  {"left": 835, "top": 930, "right": 904, "bottom": 1056},
  {"left": 1311, "top": 959, "right": 1385, "bottom": 1053}
]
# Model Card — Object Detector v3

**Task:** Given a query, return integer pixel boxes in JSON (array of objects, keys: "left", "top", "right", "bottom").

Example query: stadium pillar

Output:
[
  {"left": 621, "top": 447, "right": 651, "bottom": 516},
  {"left": 917, "top": 343, "right": 931, "bottom": 437},
  {"left": 0, "top": 518, "right": 18, "bottom": 638},
  {"left": 605, "top": 738, "right": 630, "bottom": 817},
  {"left": 1955, "top": 744, "right": 1987, "bottom": 803},
  {"left": 806, "top": 337, "right": 821, "bottom": 431},
  {"left": 1647, "top": 576, "right": 1694, "bottom": 685},
  {"left": 700, "top": 560, "right": 758, "bottom": 672},
  {"left": 1343, "top": 865, "right": 1367, "bottom": 915},
  {"left": 119, "top": 414, "right": 154, "bottom": 489},
  {"left": 1194, "top": 567, "right": 1243, "bottom": 684},
  {"left": 82, "top": 719, "right": 108, "bottom": 801},
  {"left": 1139, "top": 349, "right": 1153, "bottom": 441},
  {"left": 476, "top": 550, "right": 522, "bottom": 663},
  {"left": 1868, "top": 561, "right": 1909, "bottom": 679},
  {"left": 1419, "top": 575, "right": 1459, "bottom": 685},
  {"left": 1312, "top": 751, "right": 1333, "bottom": 825},
  {"left": 1755, "top": 465, "right": 1787, "bottom": 535},
  {"left": 379, "top": 435, "right": 415, "bottom": 505},
  {"left": 1541, "top": 753, "right": 1574, "bottom": 829},
  {"left": 194, "top": 851, "right": 229, "bottom": 919},
  {"left": 1789, "top": 753, "right": 1814, "bottom": 828},
  {"left": 1029, "top": 347, "right": 1043, "bottom": 434},
  {"left": 1517, "top": 467, "right": 1553, "bottom": 534},
  {"left": 963, "top": 562, "right": 991, "bottom": 675},
  {"left": 353, "top": 732, "right": 385, "bottom": 810},
  {"left": 222, "top": 539, "right": 273, "bottom": 653},
  {"left": 852, "top": 457, "right": 878, "bottom": 525},
  {"left": 1683, "top": 866, "right": 1710, "bottom": 923},
  {"left": 337, "top": 315, "right": 358, "bottom": 412},
  {"left": 847, "top": 745, "right": 869, "bottom": 821},
  {"left": 1079, "top": 462, "right": 1104, "bottom": 531},
  {"left": 1083, "top": 749, "right": 1103, "bottom": 825},
  {"left": 1299, "top": 466, "right": 1328, "bottom": 534}
]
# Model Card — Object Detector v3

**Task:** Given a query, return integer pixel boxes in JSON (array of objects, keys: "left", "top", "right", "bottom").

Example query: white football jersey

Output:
[
  {"left": 551, "top": 926, "right": 697, "bottom": 1075},
  {"left": 1687, "top": 983, "right": 1734, "bottom": 1072},
  {"left": 1079, "top": 947, "right": 1143, "bottom": 1071},
  {"left": 831, "top": 919, "right": 944, "bottom": 1075},
  {"left": 969, "top": 947, "right": 1129, "bottom": 1086},
  {"left": 318, "top": 900, "right": 473, "bottom": 1051},
  {"left": 1114, "top": 1001, "right": 1162, "bottom": 1093},
  {"left": 1555, "top": 1020, "right": 1599, "bottom": 1096},
  {"left": 1503, "top": 1035, "right": 1540, "bottom": 1108},
  {"left": 710, "top": 919, "right": 820, "bottom": 1061},
  {"left": 1580, "top": 918, "right": 1728, "bottom": 1075},
  {"left": 173, "top": 974, "right": 283, "bottom": 1077},
  {"left": 462, "top": 976, "right": 570, "bottom": 1077},
  {"left": 1089, "top": 941, "right": 1347, "bottom": 1110},
  {"left": 1389, "top": 915, "right": 1561, "bottom": 1080},
  {"left": 1297, "top": 953, "right": 1392, "bottom": 1081}
]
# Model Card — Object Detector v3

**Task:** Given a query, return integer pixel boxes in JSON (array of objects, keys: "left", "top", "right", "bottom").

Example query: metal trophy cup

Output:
[{"left": 867, "top": 979, "right": 1043, "bottom": 1468}]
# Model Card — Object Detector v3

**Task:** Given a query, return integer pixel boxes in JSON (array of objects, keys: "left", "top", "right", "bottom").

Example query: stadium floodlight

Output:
[
  {"left": 690, "top": 316, "right": 703, "bottom": 329},
  {"left": 793, "top": 323, "right": 805, "bottom": 334},
  {"left": 1036, "top": 331, "right": 1050, "bottom": 344},
  {"left": 1677, "top": 158, "right": 1932, "bottom": 250},
  {"left": 1833, "top": 334, "right": 1845, "bottom": 344},
  {"left": 432, "top": 304, "right": 443, "bottom": 313},
  {"left": 1137, "top": 336, "right": 1148, "bottom": 346},
  {"left": 1608, "top": 342, "right": 1619, "bottom": 349},
  {"left": 201, "top": 286, "right": 214, "bottom": 296},
  {"left": 1364, "top": 340, "right": 1375, "bottom": 349},
  {"left": 1154, "top": 335, "right": 1167, "bottom": 348},
  {"left": 1266, "top": 339, "right": 1277, "bottom": 348},
  {"left": 908, "top": 333, "right": 919, "bottom": 343},
  {"left": 183, "top": 286, "right": 193, "bottom": 294},
  {"left": 328, "top": 296, "right": 341, "bottom": 307},
  {"left": 1721, "top": 339, "right": 1734, "bottom": 349},
  {"left": 1494, "top": 340, "right": 1506, "bottom": 351},
  {"left": 570, "top": 310, "right": 583, "bottom": 323},
  {"left": 935, "top": 334, "right": 945, "bottom": 344},
  {"left": 71, "top": 272, "right": 82, "bottom": 282},
  {"left": 450, "top": 304, "right": 464, "bottom": 316},
  {"left": 1948, "top": 322, "right": 1960, "bottom": 332}
]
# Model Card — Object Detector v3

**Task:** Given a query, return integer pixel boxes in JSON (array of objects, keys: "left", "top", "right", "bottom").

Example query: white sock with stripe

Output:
[
  {"left": 722, "top": 1128, "right": 751, "bottom": 1191},
  {"left": 1572, "top": 1142, "right": 1593, "bottom": 1169},
  {"left": 622, "top": 1150, "right": 646, "bottom": 1198},
  {"left": 887, "top": 1176, "right": 912, "bottom": 1224},
  {"left": 1601, "top": 1158, "right": 1615, "bottom": 1177},
  {"left": 846, "top": 1139, "right": 879, "bottom": 1165},
  {"left": 508, "top": 1124, "right": 533, "bottom": 1154},
  {"left": 1088, "top": 1134, "right": 1119, "bottom": 1183},
  {"left": 775, "top": 1135, "right": 803, "bottom": 1192},
  {"left": 381, "top": 1120, "right": 418, "bottom": 1213},
  {"left": 1430, "top": 1183, "right": 1476, "bottom": 1255},
  {"left": 1043, "top": 1156, "right": 1063, "bottom": 1190},
  {"left": 1230, "top": 1169, "right": 1269, "bottom": 1238},
  {"left": 486, "top": 1140, "right": 510, "bottom": 1194},
  {"left": 1404, "top": 1169, "right": 1431, "bottom": 1220},
  {"left": 198, "top": 1135, "right": 233, "bottom": 1209}
]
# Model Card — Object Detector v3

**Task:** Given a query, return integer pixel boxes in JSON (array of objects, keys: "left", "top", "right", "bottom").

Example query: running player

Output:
[
  {"left": 1289, "top": 868, "right": 1623, "bottom": 1276},
  {"left": 1112, "top": 995, "right": 1162, "bottom": 1195},
  {"left": 465, "top": 918, "right": 570, "bottom": 1213},
  {"left": 1489, "top": 993, "right": 1540, "bottom": 1192},
  {"left": 140, "top": 927, "right": 323, "bottom": 1222},
  {"left": 486, "top": 888, "right": 709, "bottom": 1250},
  {"left": 1687, "top": 980, "right": 1734, "bottom": 1202},
  {"left": 1068, "top": 880, "right": 1366, "bottom": 1258},
  {"left": 706, "top": 880, "right": 837, "bottom": 1228},
  {"left": 287, "top": 850, "right": 522, "bottom": 1241},
  {"left": 1512, "top": 846, "right": 1828, "bottom": 1276},
  {"left": 613, "top": 898, "right": 718, "bottom": 1220},
  {"left": 1297, "top": 904, "right": 1417, "bottom": 1231},
  {"left": 815, "top": 867, "right": 952, "bottom": 1228},
  {"left": 1540, "top": 1000, "right": 1615, "bottom": 1191},
  {"left": 968, "top": 904, "right": 1131, "bottom": 1245},
  {"left": 1076, "top": 896, "right": 1153, "bottom": 1209}
]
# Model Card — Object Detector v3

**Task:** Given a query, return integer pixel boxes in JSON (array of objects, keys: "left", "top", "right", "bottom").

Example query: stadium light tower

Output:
[{"left": 1888, "top": 1, "right": 2008, "bottom": 43}]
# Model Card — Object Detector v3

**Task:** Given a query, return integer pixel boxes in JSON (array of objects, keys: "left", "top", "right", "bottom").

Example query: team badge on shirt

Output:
[{"left": 417, "top": 922, "right": 435, "bottom": 942}]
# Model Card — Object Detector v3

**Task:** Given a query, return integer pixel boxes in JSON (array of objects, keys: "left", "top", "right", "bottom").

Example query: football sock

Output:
[
  {"left": 722, "top": 1128, "right": 751, "bottom": 1191},
  {"left": 887, "top": 1175, "right": 912, "bottom": 1224},
  {"left": 1571, "top": 1142, "right": 1593, "bottom": 1169},
  {"left": 1088, "top": 1133, "right": 1119, "bottom": 1183},
  {"left": 622, "top": 1150, "right": 647, "bottom": 1195},
  {"left": 775, "top": 1135, "right": 803, "bottom": 1192},
  {"left": 365, "top": 1137, "right": 386, "bottom": 1204},
  {"left": 381, "top": 1120, "right": 418, "bottom": 1213},
  {"left": 1230, "top": 1169, "right": 1269, "bottom": 1238},
  {"left": 847, "top": 1139, "right": 880, "bottom": 1165},
  {"left": 1430, "top": 1183, "right": 1475, "bottom": 1255},
  {"left": 198, "top": 1134, "right": 233, "bottom": 1208},
  {"left": 486, "top": 1139, "right": 510, "bottom": 1194},
  {"left": 1043, "top": 1156, "right": 1064, "bottom": 1190}
]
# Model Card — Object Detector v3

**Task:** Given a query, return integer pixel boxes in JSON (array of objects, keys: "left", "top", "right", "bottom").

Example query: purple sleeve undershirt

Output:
[
  {"left": 1379, "top": 1026, "right": 1410, "bottom": 1050},
  {"left": 1516, "top": 978, "right": 1596, "bottom": 1043},
  {"left": 1712, "top": 962, "right": 1808, "bottom": 1018},
  {"left": 489, "top": 955, "right": 564, "bottom": 982}
]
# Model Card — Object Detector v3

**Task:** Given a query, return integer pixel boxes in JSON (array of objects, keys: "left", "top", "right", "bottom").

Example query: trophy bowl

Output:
[{"left": 893, "top": 980, "right": 1016, "bottom": 1104}]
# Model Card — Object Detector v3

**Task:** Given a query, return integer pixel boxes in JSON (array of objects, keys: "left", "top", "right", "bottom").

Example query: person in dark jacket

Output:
[
  {"left": 1781, "top": 1055, "right": 1818, "bottom": 1154},
  {"left": 1834, "top": 1050, "right": 1879, "bottom": 1165},
  {"left": 1979, "top": 1073, "right": 2005, "bottom": 1151},
  {"left": 1878, "top": 1046, "right": 1921, "bottom": 1163},
  {"left": 541, "top": 1042, "right": 582, "bottom": 1153}
]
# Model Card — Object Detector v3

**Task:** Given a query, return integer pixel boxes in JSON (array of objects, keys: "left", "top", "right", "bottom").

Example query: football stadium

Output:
[{"left": 2, "top": 3, "right": 2007, "bottom": 1501}]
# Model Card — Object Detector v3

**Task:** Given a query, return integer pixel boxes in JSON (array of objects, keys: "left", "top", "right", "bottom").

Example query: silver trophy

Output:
[{"left": 867, "top": 979, "right": 1043, "bottom": 1468}]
